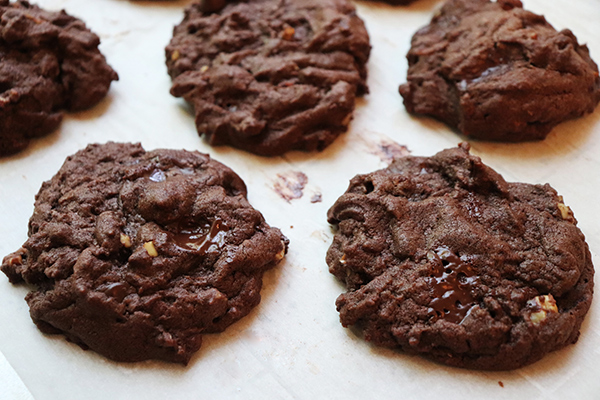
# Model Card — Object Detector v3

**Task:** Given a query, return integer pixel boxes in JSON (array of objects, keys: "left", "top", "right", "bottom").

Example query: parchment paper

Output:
[{"left": 1, "top": 0, "right": 599, "bottom": 399}]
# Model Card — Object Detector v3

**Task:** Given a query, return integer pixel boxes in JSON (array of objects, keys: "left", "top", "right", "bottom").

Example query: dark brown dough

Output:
[
  {"left": 327, "top": 143, "right": 594, "bottom": 370},
  {"left": 399, "top": 0, "right": 600, "bottom": 141},
  {"left": 0, "top": 0, "right": 118, "bottom": 156},
  {"left": 166, "top": 0, "right": 371, "bottom": 156},
  {"left": 1, "top": 142, "right": 288, "bottom": 364}
]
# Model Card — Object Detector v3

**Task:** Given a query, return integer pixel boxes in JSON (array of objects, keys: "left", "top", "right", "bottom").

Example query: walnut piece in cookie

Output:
[
  {"left": 327, "top": 143, "right": 594, "bottom": 370},
  {"left": 399, "top": 0, "right": 600, "bottom": 142},
  {"left": 166, "top": 0, "right": 370, "bottom": 156},
  {"left": 1, "top": 142, "right": 288, "bottom": 364},
  {"left": 0, "top": 0, "right": 118, "bottom": 156}
]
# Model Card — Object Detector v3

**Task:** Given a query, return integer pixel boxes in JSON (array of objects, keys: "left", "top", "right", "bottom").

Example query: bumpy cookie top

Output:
[
  {"left": 327, "top": 143, "right": 593, "bottom": 370},
  {"left": 399, "top": 0, "right": 600, "bottom": 141},
  {"left": 1, "top": 142, "right": 288, "bottom": 364},
  {"left": 166, "top": 0, "right": 370, "bottom": 156},
  {"left": 0, "top": 0, "right": 118, "bottom": 156}
]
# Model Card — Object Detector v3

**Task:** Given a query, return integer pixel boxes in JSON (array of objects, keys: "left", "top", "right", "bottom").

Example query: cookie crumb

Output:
[{"left": 498, "top": 381, "right": 504, "bottom": 388}]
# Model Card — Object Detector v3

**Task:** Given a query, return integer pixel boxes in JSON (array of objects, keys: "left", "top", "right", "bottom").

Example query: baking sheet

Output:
[{"left": 1, "top": 0, "right": 599, "bottom": 399}]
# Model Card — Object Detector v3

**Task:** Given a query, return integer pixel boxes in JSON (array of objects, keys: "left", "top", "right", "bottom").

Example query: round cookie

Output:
[
  {"left": 0, "top": 0, "right": 118, "bottom": 156},
  {"left": 1, "top": 142, "right": 288, "bottom": 364},
  {"left": 399, "top": 0, "right": 600, "bottom": 142},
  {"left": 166, "top": 0, "right": 371, "bottom": 156},
  {"left": 326, "top": 143, "right": 594, "bottom": 370}
]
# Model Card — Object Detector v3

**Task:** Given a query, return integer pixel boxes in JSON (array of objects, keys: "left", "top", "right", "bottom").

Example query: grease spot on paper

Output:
[{"left": 273, "top": 171, "right": 308, "bottom": 202}]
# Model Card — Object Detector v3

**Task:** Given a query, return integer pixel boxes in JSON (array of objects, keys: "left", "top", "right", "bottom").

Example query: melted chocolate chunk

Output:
[
  {"left": 105, "top": 282, "right": 129, "bottom": 302},
  {"left": 426, "top": 248, "right": 478, "bottom": 324},
  {"left": 172, "top": 218, "right": 229, "bottom": 254}
]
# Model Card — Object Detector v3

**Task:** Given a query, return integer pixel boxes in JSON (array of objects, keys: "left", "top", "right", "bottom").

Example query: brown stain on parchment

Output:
[{"left": 273, "top": 171, "right": 308, "bottom": 202}]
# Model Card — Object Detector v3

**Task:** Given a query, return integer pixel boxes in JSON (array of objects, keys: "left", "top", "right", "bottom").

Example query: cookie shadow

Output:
[
  {"left": 408, "top": 106, "right": 600, "bottom": 159},
  {"left": 68, "top": 94, "right": 115, "bottom": 122},
  {"left": 344, "top": 318, "right": 587, "bottom": 388},
  {"left": 0, "top": 127, "right": 62, "bottom": 162},
  {"left": 468, "top": 109, "right": 600, "bottom": 159}
]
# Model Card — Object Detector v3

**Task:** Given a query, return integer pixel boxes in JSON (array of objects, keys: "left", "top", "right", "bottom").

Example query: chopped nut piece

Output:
[
  {"left": 340, "top": 254, "right": 347, "bottom": 265},
  {"left": 275, "top": 246, "right": 286, "bottom": 261},
  {"left": 171, "top": 50, "right": 180, "bottom": 61},
  {"left": 120, "top": 234, "right": 132, "bottom": 248},
  {"left": 530, "top": 310, "right": 547, "bottom": 325},
  {"left": 537, "top": 294, "right": 558, "bottom": 313},
  {"left": 557, "top": 202, "right": 572, "bottom": 220},
  {"left": 528, "top": 294, "right": 558, "bottom": 325},
  {"left": 5, "top": 253, "right": 23, "bottom": 266},
  {"left": 144, "top": 241, "right": 158, "bottom": 257},
  {"left": 282, "top": 26, "right": 295, "bottom": 40},
  {"left": 24, "top": 14, "right": 43, "bottom": 24},
  {"left": 200, "top": 65, "right": 209, "bottom": 73}
]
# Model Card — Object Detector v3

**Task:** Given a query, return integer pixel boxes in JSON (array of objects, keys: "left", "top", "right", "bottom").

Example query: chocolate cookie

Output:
[
  {"left": 399, "top": 0, "right": 600, "bottom": 142},
  {"left": 326, "top": 143, "right": 593, "bottom": 370},
  {"left": 166, "top": 0, "right": 370, "bottom": 156},
  {"left": 0, "top": 0, "right": 118, "bottom": 156},
  {"left": 1, "top": 142, "right": 288, "bottom": 364}
]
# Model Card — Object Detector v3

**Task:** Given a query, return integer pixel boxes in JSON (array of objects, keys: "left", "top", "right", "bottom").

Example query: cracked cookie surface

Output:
[
  {"left": 327, "top": 143, "right": 593, "bottom": 370},
  {"left": 166, "top": 0, "right": 370, "bottom": 156},
  {"left": 1, "top": 142, "right": 288, "bottom": 364},
  {"left": 399, "top": 0, "right": 600, "bottom": 141}
]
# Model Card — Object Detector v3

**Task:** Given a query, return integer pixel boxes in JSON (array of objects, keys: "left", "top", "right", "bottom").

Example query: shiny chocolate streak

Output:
[
  {"left": 105, "top": 282, "right": 129, "bottom": 302},
  {"left": 172, "top": 218, "right": 228, "bottom": 254},
  {"left": 426, "top": 247, "right": 478, "bottom": 324}
]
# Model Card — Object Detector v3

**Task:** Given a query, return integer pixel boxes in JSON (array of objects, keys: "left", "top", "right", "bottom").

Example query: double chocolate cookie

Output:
[
  {"left": 1, "top": 142, "right": 288, "bottom": 364},
  {"left": 399, "top": 0, "right": 600, "bottom": 141},
  {"left": 166, "top": 0, "right": 371, "bottom": 156},
  {"left": 327, "top": 143, "right": 593, "bottom": 370},
  {"left": 0, "top": 1, "right": 118, "bottom": 156}
]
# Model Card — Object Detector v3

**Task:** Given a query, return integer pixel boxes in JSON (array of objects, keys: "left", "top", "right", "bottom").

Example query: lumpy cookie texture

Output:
[
  {"left": 399, "top": 0, "right": 600, "bottom": 142},
  {"left": 1, "top": 142, "right": 288, "bottom": 364},
  {"left": 166, "top": 0, "right": 370, "bottom": 156},
  {"left": 0, "top": 0, "right": 118, "bottom": 156},
  {"left": 327, "top": 143, "right": 593, "bottom": 370}
]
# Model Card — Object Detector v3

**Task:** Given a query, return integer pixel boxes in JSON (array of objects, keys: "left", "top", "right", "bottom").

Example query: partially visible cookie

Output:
[
  {"left": 327, "top": 143, "right": 593, "bottom": 370},
  {"left": 1, "top": 142, "right": 288, "bottom": 364},
  {"left": 0, "top": 0, "right": 118, "bottom": 156},
  {"left": 399, "top": 0, "right": 600, "bottom": 141},
  {"left": 166, "top": 0, "right": 371, "bottom": 156}
]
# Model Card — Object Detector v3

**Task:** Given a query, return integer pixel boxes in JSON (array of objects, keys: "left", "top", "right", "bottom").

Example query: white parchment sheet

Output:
[{"left": 1, "top": 0, "right": 599, "bottom": 399}]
